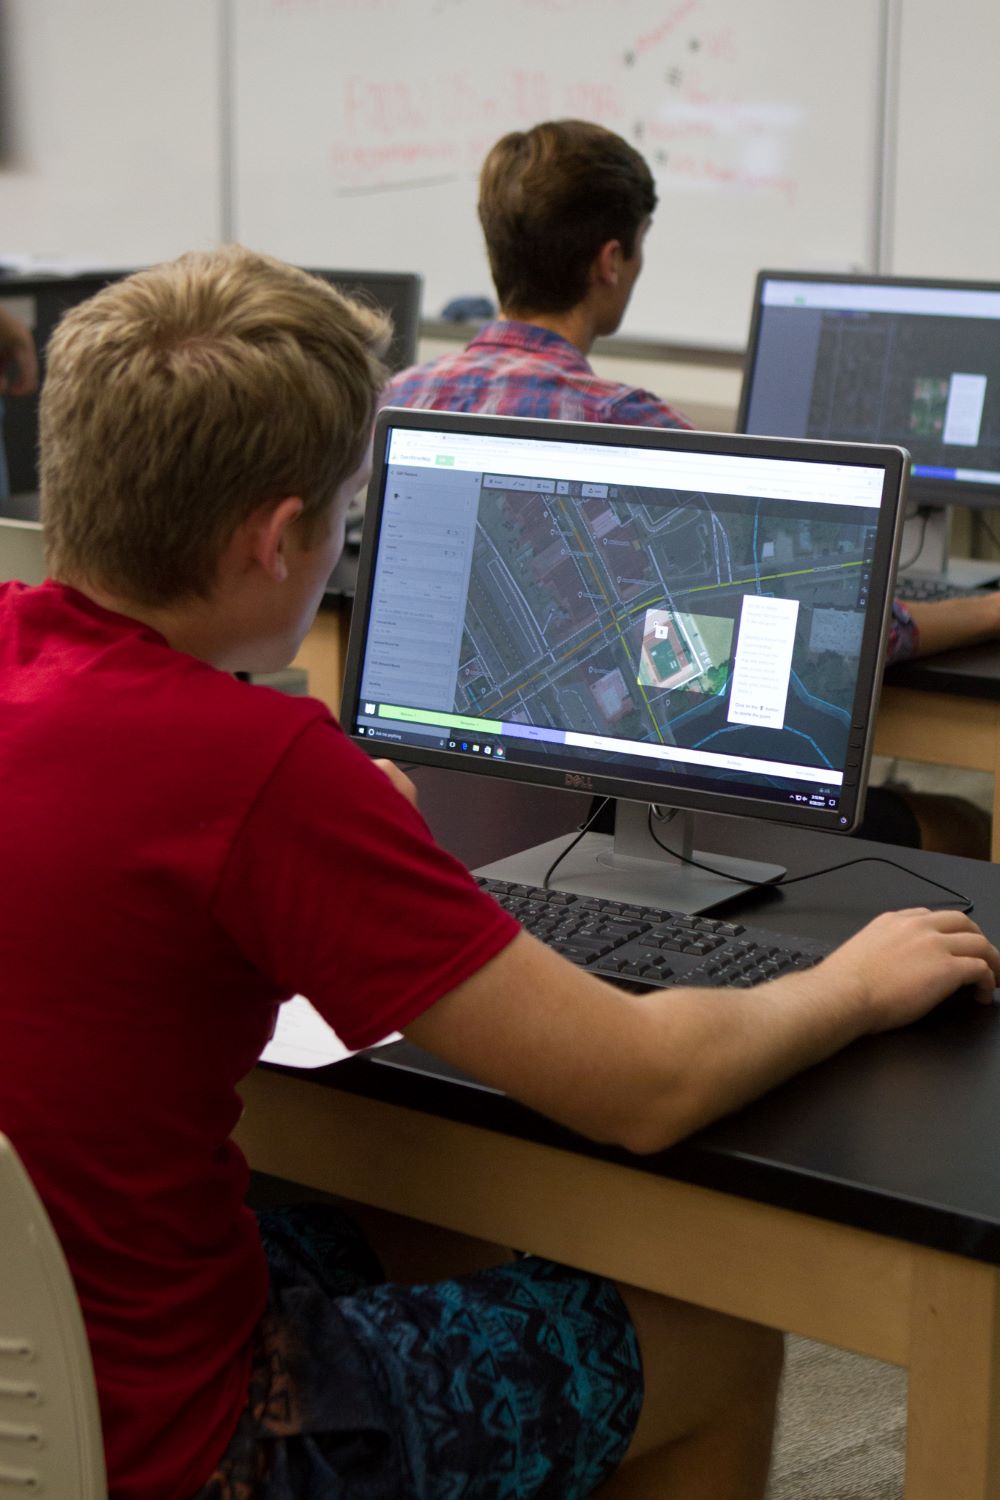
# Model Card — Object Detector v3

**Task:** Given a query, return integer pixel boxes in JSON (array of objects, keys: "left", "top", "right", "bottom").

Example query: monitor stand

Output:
[{"left": 477, "top": 800, "right": 786, "bottom": 915}]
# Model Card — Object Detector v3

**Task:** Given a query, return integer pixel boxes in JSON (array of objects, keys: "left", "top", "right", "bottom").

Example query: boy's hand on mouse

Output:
[{"left": 818, "top": 907, "right": 1000, "bottom": 1033}]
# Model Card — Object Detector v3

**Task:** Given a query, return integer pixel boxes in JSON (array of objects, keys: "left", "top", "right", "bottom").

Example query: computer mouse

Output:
[{"left": 913, "top": 983, "right": 998, "bottom": 1033}]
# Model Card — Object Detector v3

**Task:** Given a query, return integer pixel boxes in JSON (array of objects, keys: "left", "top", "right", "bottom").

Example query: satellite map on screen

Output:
[{"left": 452, "top": 479, "right": 875, "bottom": 774}]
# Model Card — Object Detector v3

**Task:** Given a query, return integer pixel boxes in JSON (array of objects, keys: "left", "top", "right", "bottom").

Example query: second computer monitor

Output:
[{"left": 739, "top": 271, "right": 1000, "bottom": 513}]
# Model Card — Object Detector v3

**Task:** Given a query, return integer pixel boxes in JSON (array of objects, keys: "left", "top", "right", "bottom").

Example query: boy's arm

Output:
[
  {"left": 403, "top": 908, "right": 999, "bottom": 1155},
  {"left": 900, "top": 594, "right": 1000, "bottom": 658}
]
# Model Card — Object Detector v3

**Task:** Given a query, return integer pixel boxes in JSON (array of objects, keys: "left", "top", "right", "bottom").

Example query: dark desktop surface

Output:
[
  {"left": 887, "top": 640, "right": 1000, "bottom": 699},
  {"left": 267, "top": 796, "right": 1000, "bottom": 1266}
]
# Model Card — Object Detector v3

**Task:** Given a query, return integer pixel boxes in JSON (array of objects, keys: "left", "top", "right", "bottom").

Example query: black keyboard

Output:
[
  {"left": 895, "top": 574, "right": 991, "bottom": 602},
  {"left": 477, "top": 877, "right": 830, "bottom": 992}
]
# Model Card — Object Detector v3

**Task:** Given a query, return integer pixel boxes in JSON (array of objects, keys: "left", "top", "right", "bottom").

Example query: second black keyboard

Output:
[
  {"left": 895, "top": 574, "right": 992, "bottom": 602},
  {"left": 477, "top": 876, "right": 830, "bottom": 991}
]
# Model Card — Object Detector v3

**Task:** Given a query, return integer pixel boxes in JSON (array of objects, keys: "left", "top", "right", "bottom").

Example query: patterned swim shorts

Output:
[{"left": 192, "top": 1202, "right": 643, "bottom": 1499}]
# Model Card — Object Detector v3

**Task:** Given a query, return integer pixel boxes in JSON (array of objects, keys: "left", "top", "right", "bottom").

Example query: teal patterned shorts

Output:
[{"left": 192, "top": 1202, "right": 643, "bottom": 1499}]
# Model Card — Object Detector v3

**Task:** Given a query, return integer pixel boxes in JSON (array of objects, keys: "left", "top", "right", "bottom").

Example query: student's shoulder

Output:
[
  {"left": 602, "top": 383, "right": 692, "bottom": 429},
  {"left": 167, "top": 655, "right": 336, "bottom": 766},
  {"left": 383, "top": 351, "right": 473, "bottom": 407}
]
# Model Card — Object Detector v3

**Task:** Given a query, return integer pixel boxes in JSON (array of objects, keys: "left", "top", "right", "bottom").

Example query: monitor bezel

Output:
[
  {"left": 738, "top": 268, "right": 1000, "bottom": 512},
  {"left": 341, "top": 407, "right": 908, "bottom": 836}
]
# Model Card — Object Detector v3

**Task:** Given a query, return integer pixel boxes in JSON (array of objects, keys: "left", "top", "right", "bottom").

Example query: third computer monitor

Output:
[{"left": 739, "top": 271, "right": 1000, "bottom": 513}]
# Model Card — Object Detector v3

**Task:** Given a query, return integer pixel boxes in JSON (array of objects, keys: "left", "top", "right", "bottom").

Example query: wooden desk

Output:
[
  {"left": 292, "top": 599, "right": 352, "bottom": 715},
  {"left": 877, "top": 645, "right": 1000, "bottom": 859},
  {"left": 235, "top": 821, "right": 1000, "bottom": 1500}
]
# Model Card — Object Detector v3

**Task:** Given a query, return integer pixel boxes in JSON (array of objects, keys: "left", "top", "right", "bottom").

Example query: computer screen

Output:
[
  {"left": 738, "top": 272, "right": 1000, "bottom": 512},
  {"left": 342, "top": 409, "right": 907, "bottom": 898}
]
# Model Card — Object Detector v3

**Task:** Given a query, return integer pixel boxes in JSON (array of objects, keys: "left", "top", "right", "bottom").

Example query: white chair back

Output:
[
  {"left": 0, "top": 521, "right": 45, "bottom": 586},
  {"left": 0, "top": 1134, "right": 107, "bottom": 1497}
]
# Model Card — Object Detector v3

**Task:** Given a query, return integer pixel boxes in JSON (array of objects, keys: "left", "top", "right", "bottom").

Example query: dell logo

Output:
[{"left": 564, "top": 772, "right": 595, "bottom": 791}]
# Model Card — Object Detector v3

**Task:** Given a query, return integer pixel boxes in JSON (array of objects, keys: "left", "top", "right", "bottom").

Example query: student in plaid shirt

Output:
[{"left": 387, "top": 119, "right": 998, "bottom": 854}]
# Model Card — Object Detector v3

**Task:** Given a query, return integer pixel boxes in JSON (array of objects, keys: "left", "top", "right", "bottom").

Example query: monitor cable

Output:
[
  {"left": 896, "top": 508, "right": 932, "bottom": 573},
  {"left": 533, "top": 798, "right": 974, "bottom": 913},
  {"left": 645, "top": 804, "right": 973, "bottom": 913},
  {"left": 541, "top": 797, "right": 613, "bottom": 890}
]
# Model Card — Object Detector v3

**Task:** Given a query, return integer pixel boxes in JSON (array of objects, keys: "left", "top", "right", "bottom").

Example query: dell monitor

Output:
[{"left": 341, "top": 408, "right": 908, "bottom": 912}]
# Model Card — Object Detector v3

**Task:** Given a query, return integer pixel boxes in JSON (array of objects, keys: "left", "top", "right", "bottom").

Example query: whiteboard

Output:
[{"left": 232, "top": 0, "right": 886, "bottom": 349}]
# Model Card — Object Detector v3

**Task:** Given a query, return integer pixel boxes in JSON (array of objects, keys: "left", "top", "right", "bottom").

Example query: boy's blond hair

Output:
[{"left": 41, "top": 246, "right": 391, "bottom": 606}]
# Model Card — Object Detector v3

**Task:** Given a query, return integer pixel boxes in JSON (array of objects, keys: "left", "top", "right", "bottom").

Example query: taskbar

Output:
[{"left": 355, "top": 718, "right": 846, "bottom": 821}]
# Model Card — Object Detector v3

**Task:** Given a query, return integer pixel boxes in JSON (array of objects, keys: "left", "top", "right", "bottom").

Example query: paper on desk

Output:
[{"left": 260, "top": 994, "right": 401, "bottom": 1070}]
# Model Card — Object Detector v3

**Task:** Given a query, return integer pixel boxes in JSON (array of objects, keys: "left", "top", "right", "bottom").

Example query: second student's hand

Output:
[{"left": 816, "top": 907, "right": 1000, "bottom": 1034}]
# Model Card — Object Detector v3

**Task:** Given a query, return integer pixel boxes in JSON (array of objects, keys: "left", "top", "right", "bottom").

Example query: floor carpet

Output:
[{"left": 767, "top": 1337, "right": 907, "bottom": 1499}]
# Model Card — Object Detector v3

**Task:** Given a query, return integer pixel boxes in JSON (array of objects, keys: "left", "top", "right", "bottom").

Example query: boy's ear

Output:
[
  {"left": 592, "top": 238, "right": 625, "bottom": 288},
  {"left": 242, "top": 496, "right": 305, "bottom": 582}
]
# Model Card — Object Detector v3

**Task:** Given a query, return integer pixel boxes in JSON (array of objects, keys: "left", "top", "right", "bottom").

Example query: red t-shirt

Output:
[{"left": 0, "top": 581, "right": 519, "bottom": 1500}]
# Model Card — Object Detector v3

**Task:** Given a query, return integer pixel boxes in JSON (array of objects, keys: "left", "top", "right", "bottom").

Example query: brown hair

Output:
[
  {"left": 41, "top": 246, "right": 391, "bottom": 606},
  {"left": 478, "top": 119, "right": 657, "bottom": 315}
]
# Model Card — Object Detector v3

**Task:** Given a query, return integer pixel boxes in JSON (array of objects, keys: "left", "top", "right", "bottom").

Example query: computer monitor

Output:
[
  {"left": 306, "top": 269, "right": 422, "bottom": 374},
  {"left": 341, "top": 408, "right": 908, "bottom": 911},
  {"left": 0, "top": 267, "right": 423, "bottom": 517},
  {"left": 738, "top": 271, "right": 1000, "bottom": 515},
  {"left": 0, "top": 272, "right": 130, "bottom": 513}
]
